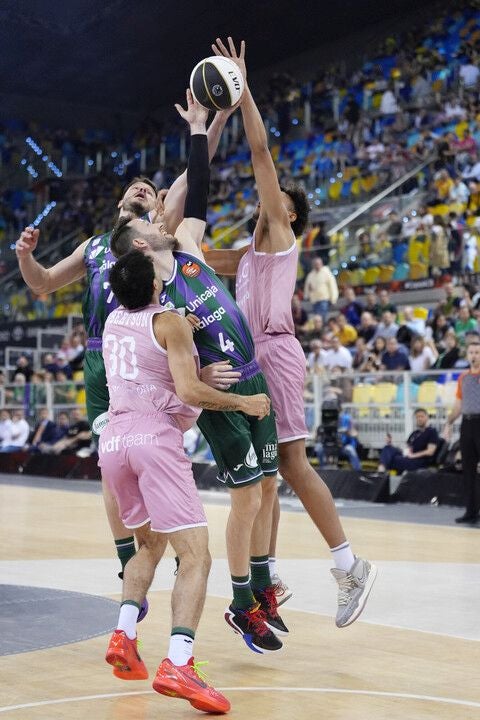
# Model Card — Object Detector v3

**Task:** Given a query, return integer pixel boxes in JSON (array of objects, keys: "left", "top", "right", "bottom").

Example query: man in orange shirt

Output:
[{"left": 445, "top": 340, "right": 480, "bottom": 523}]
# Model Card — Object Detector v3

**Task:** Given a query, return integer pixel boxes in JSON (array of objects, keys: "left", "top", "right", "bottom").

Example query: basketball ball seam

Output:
[{"left": 202, "top": 62, "right": 224, "bottom": 111}]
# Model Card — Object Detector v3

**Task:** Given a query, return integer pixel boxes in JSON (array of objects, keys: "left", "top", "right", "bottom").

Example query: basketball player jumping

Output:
[
  {"left": 15, "top": 110, "right": 235, "bottom": 600},
  {"left": 207, "top": 38, "right": 377, "bottom": 628},
  {"left": 110, "top": 90, "right": 289, "bottom": 654}
]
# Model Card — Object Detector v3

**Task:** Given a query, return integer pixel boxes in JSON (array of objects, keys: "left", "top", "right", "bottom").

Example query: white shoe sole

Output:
[{"left": 336, "top": 563, "right": 378, "bottom": 628}]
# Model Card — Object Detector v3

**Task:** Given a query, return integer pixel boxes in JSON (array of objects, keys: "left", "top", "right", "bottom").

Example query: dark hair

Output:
[
  {"left": 280, "top": 183, "right": 310, "bottom": 236},
  {"left": 415, "top": 408, "right": 428, "bottom": 415},
  {"left": 109, "top": 250, "right": 156, "bottom": 310},
  {"left": 110, "top": 214, "right": 137, "bottom": 257},
  {"left": 120, "top": 176, "right": 157, "bottom": 199}
]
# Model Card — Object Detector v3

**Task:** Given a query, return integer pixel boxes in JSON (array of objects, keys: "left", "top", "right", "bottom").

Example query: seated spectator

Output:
[
  {"left": 42, "top": 352, "right": 61, "bottom": 376},
  {"left": 44, "top": 408, "right": 91, "bottom": 455},
  {"left": 315, "top": 410, "right": 361, "bottom": 471},
  {"left": 435, "top": 330, "right": 461, "bottom": 369},
  {"left": 378, "top": 409, "right": 439, "bottom": 473},
  {"left": 323, "top": 336, "right": 353, "bottom": 371},
  {"left": 431, "top": 313, "right": 453, "bottom": 347},
  {"left": 53, "top": 371, "right": 77, "bottom": 404},
  {"left": 437, "top": 282, "right": 458, "bottom": 316},
  {"left": 370, "top": 336, "right": 387, "bottom": 368},
  {"left": 66, "top": 333, "right": 85, "bottom": 373},
  {"left": 364, "top": 290, "right": 380, "bottom": 318},
  {"left": 341, "top": 287, "right": 363, "bottom": 327},
  {"left": 0, "top": 409, "right": 30, "bottom": 452},
  {"left": 409, "top": 336, "right": 438, "bottom": 373},
  {"left": 357, "top": 311, "right": 378, "bottom": 344},
  {"left": 301, "top": 314, "right": 324, "bottom": 349},
  {"left": 352, "top": 337, "right": 370, "bottom": 370},
  {"left": 306, "top": 339, "right": 326, "bottom": 375},
  {"left": 377, "top": 289, "right": 397, "bottom": 317},
  {"left": 5, "top": 373, "right": 27, "bottom": 406},
  {"left": 28, "top": 408, "right": 60, "bottom": 452},
  {"left": 372, "top": 310, "right": 400, "bottom": 343},
  {"left": 449, "top": 177, "right": 470, "bottom": 205},
  {"left": 455, "top": 306, "right": 478, "bottom": 345},
  {"left": 38, "top": 412, "right": 70, "bottom": 453},
  {"left": 0, "top": 409, "right": 13, "bottom": 448},
  {"left": 335, "top": 314, "right": 358, "bottom": 347},
  {"left": 11, "top": 354, "right": 33, "bottom": 383},
  {"left": 381, "top": 337, "right": 410, "bottom": 371},
  {"left": 429, "top": 217, "right": 450, "bottom": 276}
]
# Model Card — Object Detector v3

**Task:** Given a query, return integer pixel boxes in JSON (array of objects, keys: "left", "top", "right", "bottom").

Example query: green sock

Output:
[
  {"left": 171, "top": 626, "right": 195, "bottom": 639},
  {"left": 231, "top": 574, "right": 256, "bottom": 610},
  {"left": 115, "top": 536, "right": 136, "bottom": 571},
  {"left": 250, "top": 555, "right": 271, "bottom": 590}
]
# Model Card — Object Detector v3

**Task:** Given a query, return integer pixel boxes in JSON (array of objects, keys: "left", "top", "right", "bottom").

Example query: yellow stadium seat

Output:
[
  {"left": 409, "top": 262, "right": 428, "bottom": 280},
  {"left": 364, "top": 267, "right": 380, "bottom": 285},
  {"left": 328, "top": 181, "right": 342, "bottom": 201},
  {"left": 378, "top": 265, "right": 394, "bottom": 283},
  {"left": 413, "top": 307, "right": 428, "bottom": 321},
  {"left": 75, "top": 388, "right": 86, "bottom": 407},
  {"left": 349, "top": 268, "right": 365, "bottom": 286},
  {"left": 417, "top": 381, "right": 440, "bottom": 408},
  {"left": 337, "top": 270, "right": 352, "bottom": 286},
  {"left": 352, "top": 384, "right": 373, "bottom": 417},
  {"left": 351, "top": 178, "right": 361, "bottom": 196},
  {"left": 371, "top": 383, "right": 397, "bottom": 417},
  {"left": 73, "top": 371, "right": 84, "bottom": 382}
]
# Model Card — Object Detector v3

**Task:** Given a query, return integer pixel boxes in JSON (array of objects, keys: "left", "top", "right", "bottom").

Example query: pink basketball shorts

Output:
[
  {"left": 98, "top": 412, "right": 207, "bottom": 533},
  {"left": 255, "top": 334, "right": 309, "bottom": 443}
]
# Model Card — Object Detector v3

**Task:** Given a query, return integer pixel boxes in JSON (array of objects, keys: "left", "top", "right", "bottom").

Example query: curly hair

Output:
[{"left": 280, "top": 183, "right": 310, "bottom": 236}]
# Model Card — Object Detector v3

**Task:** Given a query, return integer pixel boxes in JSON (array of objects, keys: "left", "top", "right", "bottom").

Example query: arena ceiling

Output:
[{"left": 2, "top": 0, "right": 435, "bottom": 115}]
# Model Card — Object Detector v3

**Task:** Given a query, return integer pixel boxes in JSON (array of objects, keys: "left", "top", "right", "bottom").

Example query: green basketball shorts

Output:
[
  {"left": 84, "top": 349, "right": 109, "bottom": 443},
  {"left": 197, "top": 370, "right": 278, "bottom": 488}
]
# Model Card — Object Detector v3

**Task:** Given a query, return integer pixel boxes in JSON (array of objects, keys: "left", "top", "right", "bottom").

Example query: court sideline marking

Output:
[{"left": 1, "top": 687, "right": 480, "bottom": 713}]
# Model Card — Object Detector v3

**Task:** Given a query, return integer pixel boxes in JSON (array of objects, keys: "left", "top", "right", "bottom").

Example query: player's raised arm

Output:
[
  {"left": 163, "top": 109, "right": 235, "bottom": 235},
  {"left": 172, "top": 89, "right": 210, "bottom": 259},
  {"left": 212, "top": 38, "right": 292, "bottom": 242},
  {"left": 16, "top": 226, "right": 87, "bottom": 294}
]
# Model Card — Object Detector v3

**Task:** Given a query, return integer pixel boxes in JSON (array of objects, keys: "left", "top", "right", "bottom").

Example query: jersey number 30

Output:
[{"left": 104, "top": 335, "right": 139, "bottom": 380}]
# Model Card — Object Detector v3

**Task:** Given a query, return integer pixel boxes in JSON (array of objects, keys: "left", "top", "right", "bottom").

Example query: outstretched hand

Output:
[
  {"left": 211, "top": 37, "right": 246, "bottom": 83},
  {"left": 16, "top": 226, "right": 40, "bottom": 258},
  {"left": 175, "top": 88, "right": 209, "bottom": 127}
]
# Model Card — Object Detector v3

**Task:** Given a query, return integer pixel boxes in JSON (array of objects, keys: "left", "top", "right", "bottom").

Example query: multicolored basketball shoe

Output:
[
  {"left": 254, "top": 585, "right": 289, "bottom": 636},
  {"left": 105, "top": 629, "right": 148, "bottom": 680},
  {"left": 224, "top": 602, "right": 282, "bottom": 653},
  {"left": 153, "top": 657, "right": 230, "bottom": 713}
]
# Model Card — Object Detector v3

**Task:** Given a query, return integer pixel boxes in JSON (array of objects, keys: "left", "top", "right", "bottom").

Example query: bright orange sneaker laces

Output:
[
  {"left": 153, "top": 657, "right": 230, "bottom": 714},
  {"left": 105, "top": 630, "right": 148, "bottom": 680}
]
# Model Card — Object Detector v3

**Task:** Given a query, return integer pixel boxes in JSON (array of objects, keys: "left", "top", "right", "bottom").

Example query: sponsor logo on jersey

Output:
[
  {"left": 244, "top": 443, "right": 258, "bottom": 469},
  {"left": 185, "top": 285, "right": 219, "bottom": 312},
  {"left": 100, "top": 432, "right": 160, "bottom": 453},
  {"left": 197, "top": 305, "right": 226, "bottom": 329},
  {"left": 99, "top": 259, "right": 116, "bottom": 273},
  {"left": 181, "top": 261, "right": 201, "bottom": 278},
  {"left": 92, "top": 412, "right": 110, "bottom": 435}
]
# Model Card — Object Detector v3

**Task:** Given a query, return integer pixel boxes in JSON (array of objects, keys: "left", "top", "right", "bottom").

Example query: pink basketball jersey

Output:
[
  {"left": 236, "top": 232, "right": 297, "bottom": 339},
  {"left": 103, "top": 305, "right": 200, "bottom": 432}
]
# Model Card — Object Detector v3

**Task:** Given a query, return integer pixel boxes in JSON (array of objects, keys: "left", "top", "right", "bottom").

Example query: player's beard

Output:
[
  {"left": 151, "top": 232, "right": 179, "bottom": 253},
  {"left": 123, "top": 198, "right": 150, "bottom": 216}
]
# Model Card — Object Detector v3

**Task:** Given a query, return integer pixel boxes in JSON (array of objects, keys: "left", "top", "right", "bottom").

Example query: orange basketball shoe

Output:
[
  {"left": 152, "top": 657, "right": 230, "bottom": 714},
  {"left": 105, "top": 630, "right": 148, "bottom": 680}
]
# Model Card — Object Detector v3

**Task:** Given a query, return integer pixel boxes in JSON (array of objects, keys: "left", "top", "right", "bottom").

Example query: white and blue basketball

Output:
[{"left": 190, "top": 56, "right": 244, "bottom": 111}]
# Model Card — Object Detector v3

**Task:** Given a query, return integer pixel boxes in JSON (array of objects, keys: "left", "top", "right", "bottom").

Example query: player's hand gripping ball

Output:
[{"left": 190, "top": 56, "right": 244, "bottom": 111}]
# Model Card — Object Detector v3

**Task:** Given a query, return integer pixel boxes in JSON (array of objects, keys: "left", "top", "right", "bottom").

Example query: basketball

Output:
[{"left": 190, "top": 56, "right": 244, "bottom": 111}]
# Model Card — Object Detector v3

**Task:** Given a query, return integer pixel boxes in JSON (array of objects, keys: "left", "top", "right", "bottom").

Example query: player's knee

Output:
[
  {"left": 261, "top": 475, "right": 277, "bottom": 502},
  {"left": 231, "top": 484, "right": 262, "bottom": 518}
]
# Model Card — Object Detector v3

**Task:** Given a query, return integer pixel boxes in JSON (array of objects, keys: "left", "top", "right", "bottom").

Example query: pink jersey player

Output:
[
  {"left": 236, "top": 233, "right": 309, "bottom": 444},
  {"left": 98, "top": 304, "right": 206, "bottom": 533}
]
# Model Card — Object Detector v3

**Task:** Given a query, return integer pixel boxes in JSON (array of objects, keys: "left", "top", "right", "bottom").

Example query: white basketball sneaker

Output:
[
  {"left": 331, "top": 557, "right": 377, "bottom": 628},
  {"left": 270, "top": 573, "right": 293, "bottom": 606}
]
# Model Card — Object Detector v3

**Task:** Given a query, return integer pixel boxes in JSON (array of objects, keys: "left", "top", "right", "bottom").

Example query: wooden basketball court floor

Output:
[{"left": 1, "top": 476, "right": 479, "bottom": 720}]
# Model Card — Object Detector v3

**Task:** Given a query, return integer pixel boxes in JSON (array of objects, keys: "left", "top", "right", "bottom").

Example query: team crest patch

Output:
[{"left": 181, "top": 261, "right": 201, "bottom": 278}]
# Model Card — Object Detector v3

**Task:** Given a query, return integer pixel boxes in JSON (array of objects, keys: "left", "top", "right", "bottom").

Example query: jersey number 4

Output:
[
  {"left": 218, "top": 332, "right": 235, "bottom": 354},
  {"left": 104, "top": 335, "right": 139, "bottom": 380}
]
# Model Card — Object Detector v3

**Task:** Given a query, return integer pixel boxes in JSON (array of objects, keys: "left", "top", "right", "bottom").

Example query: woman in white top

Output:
[{"left": 409, "top": 336, "right": 439, "bottom": 373}]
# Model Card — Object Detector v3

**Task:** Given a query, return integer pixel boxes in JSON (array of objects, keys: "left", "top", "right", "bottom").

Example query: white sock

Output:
[
  {"left": 330, "top": 541, "right": 355, "bottom": 572},
  {"left": 268, "top": 557, "right": 276, "bottom": 577},
  {"left": 168, "top": 633, "right": 194, "bottom": 666},
  {"left": 117, "top": 602, "right": 139, "bottom": 640}
]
